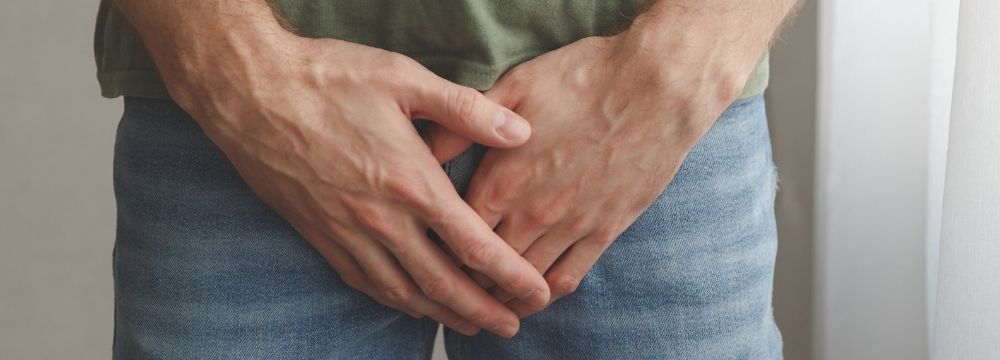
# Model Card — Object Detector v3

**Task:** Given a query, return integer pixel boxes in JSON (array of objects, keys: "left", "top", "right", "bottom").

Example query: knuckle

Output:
[
  {"left": 484, "top": 182, "right": 517, "bottom": 209},
  {"left": 421, "top": 277, "right": 456, "bottom": 302},
  {"left": 385, "top": 52, "right": 418, "bottom": 69},
  {"left": 502, "top": 68, "right": 529, "bottom": 89},
  {"left": 382, "top": 285, "right": 417, "bottom": 304},
  {"left": 350, "top": 204, "right": 395, "bottom": 237},
  {"left": 380, "top": 53, "right": 419, "bottom": 77},
  {"left": 468, "top": 185, "right": 510, "bottom": 217},
  {"left": 449, "top": 86, "right": 481, "bottom": 125},
  {"left": 468, "top": 166, "right": 527, "bottom": 211},
  {"left": 525, "top": 207, "right": 563, "bottom": 228},
  {"left": 461, "top": 240, "right": 497, "bottom": 269},
  {"left": 383, "top": 176, "right": 431, "bottom": 208}
]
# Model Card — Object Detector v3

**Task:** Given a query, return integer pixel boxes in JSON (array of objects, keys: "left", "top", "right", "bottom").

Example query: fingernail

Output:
[
  {"left": 493, "top": 110, "right": 530, "bottom": 142},
  {"left": 492, "top": 324, "right": 518, "bottom": 338}
]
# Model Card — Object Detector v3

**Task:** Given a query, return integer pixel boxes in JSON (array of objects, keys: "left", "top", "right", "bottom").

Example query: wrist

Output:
[
  {"left": 114, "top": 0, "right": 302, "bottom": 107},
  {"left": 624, "top": 1, "right": 790, "bottom": 58},
  {"left": 160, "top": 24, "right": 302, "bottom": 97},
  {"left": 618, "top": 0, "right": 797, "bottom": 77},
  {"left": 608, "top": 7, "right": 777, "bottom": 105}
]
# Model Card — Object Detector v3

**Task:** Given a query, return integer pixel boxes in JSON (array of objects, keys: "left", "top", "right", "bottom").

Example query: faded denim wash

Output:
[{"left": 112, "top": 95, "right": 781, "bottom": 359}]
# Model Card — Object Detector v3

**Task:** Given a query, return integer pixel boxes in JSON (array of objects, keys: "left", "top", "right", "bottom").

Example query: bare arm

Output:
[
  {"left": 112, "top": 0, "right": 552, "bottom": 337},
  {"left": 110, "top": 0, "right": 292, "bottom": 108},
  {"left": 620, "top": 0, "right": 802, "bottom": 105}
]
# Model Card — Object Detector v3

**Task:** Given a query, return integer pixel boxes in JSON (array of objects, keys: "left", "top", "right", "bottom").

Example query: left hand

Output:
[{"left": 426, "top": 32, "right": 761, "bottom": 317}]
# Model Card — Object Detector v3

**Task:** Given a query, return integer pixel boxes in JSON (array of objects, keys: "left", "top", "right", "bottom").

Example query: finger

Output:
[
  {"left": 547, "top": 234, "right": 615, "bottom": 301},
  {"left": 469, "top": 216, "right": 550, "bottom": 291},
  {"left": 442, "top": 246, "right": 501, "bottom": 304},
  {"left": 518, "top": 232, "right": 579, "bottom": 284},
  {"left": 495, "top": 215, "right": 551, "bottom": 255},
  {"left": 423, "top": 200, "right": 551, "bottom": 314},
  {"left": 510, "top": 232, "right": 615, "bottom": 319},
  {"left": 488, "top": 234, "right": 569, "bottom": 305},
  {"left": 507, "top": 296, "right": 544, "bottom": 319},
  {"left": 483, "top": 69, "right": 528, "bottom": 110},
  {"left": 375, "top": 217, "right": 529, "bottom": 338},
  {"left": 388, "top": 145, "right": 548, "bottom": 323},
  {"left": 339, "top": 229, "right": 482, "bottom": 336},
  {"left": 468, "top": 269, "right": 494, "bottom": 288},
  {"left": 347, "top": 200, "right": 520, "bottom": 337},
  {"left": 426, "top": 124, "right": 475, "bottom": 164},
  {"left": 490, "top": 287, "right": 516, "bottom": 305},
  {"left": 309, "top": 236, "right": 422, "bottom": 318},
  {"left": 408, "top": 75, "right": 531, "bottom": 148},
  {"left": 453, "top": 180, "right": 503, "bottom": 291},
  {"left": 294, "top": 225, "right": 421, "bottom": 317},
  {"left": 430, "top": 229, "right": 495, "bottom": 290},
  {"left": 489, "top": 216, "right": 586, "bottom": 302},
  {"left": 459, "top": 161, "right": 536, "bottom": 292},
  {"left": 463, "top": 153, "right": 507, "bottom": 231}
]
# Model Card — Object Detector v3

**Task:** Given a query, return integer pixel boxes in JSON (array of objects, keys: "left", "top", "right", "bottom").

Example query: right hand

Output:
[{"left": 164, "top": 35, "right": 551, "bottom": 338}]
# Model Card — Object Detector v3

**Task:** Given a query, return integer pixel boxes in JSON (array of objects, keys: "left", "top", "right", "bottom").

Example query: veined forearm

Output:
[
  {"left": 111, "top": 0, "right": 297, "bottom": 93},
  {"left": 629, "top": 0, "right": 799, "bottom": 64},
  {"left": 630, "top": 0, "right": 801, "bottom": 54},
  {"left": 613, "top": 0, "right": 801, "bottom": 102}
]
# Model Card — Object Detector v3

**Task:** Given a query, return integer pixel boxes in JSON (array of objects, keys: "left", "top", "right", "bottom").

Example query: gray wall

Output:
[
  {"left": 767, "top": 1, "right": 818, "bottom": 359},
  {"left": 0, "top": 1, "right": 817, "bottom": 359},
  {"left": 0, "top": 1, "right": 121, "bottom": 359}
]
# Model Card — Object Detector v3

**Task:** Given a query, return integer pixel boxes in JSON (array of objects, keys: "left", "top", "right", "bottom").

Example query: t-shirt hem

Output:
[
  {"left": 98, "top": 70, "right": 170, "bottom": 99},
  {"left": 97, "top": 56, "right": 769, "bottom": 100}
]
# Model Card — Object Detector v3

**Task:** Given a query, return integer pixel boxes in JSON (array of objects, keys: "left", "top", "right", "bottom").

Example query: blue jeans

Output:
[{"left": 112, "top": 95, "right": 781, "bottom": 359}]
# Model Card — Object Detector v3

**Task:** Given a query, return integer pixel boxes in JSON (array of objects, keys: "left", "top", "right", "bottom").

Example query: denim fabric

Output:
[{"left": 112, "top": 95, "right": 780, "bottom": 359}]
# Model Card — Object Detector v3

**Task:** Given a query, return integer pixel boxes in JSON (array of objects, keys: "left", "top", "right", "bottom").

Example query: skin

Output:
[
  {"left": 112, "top": 0, "right": 799, "bottom": 337},
  {"left": 112, "top": 0, "right": 552, "bottom": 337},
  {"left": 427, "top": 0, "right": 802, "bottom": 316}
]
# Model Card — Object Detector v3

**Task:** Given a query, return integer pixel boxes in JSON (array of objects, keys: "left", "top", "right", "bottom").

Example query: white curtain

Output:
[{"left": 931, "top": 0, "right": 1000, "bottom": 358}]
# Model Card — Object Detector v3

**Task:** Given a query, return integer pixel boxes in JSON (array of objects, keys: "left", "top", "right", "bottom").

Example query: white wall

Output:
[
  {"left": 932, "top": 1, "right": 1000, "bottom": 357},
  {"left": 815, "top": 0, "right": 932, "bottom": 358},
  {"left": 926, "top": 0, "right": 960, "bottom": 338}
]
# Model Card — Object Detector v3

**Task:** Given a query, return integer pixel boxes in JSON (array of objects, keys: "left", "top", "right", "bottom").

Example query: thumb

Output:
[{"left": 410, "top": 77, "right": 530, "bottom": 148}]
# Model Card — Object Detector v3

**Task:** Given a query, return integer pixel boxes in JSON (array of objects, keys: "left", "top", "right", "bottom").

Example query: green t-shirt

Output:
[{"left": 94, "top": 0, "right": 768, "bottom": 99}]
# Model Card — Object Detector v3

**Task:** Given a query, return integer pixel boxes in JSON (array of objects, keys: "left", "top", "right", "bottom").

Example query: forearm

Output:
[
  {"left": 636, "top": 0, "right": 799, "bottom": 44},
  {"left": 111, "top": 0, "right": 298, "bottom": 102},
  {"left": 618, "top": 0, "right": 801, "bottom": 98}
]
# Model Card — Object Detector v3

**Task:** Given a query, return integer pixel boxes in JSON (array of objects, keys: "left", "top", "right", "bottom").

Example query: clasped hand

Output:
[
  {"left": 178, "top": 32, "right": 748, "bottom": 339},
  {"left": 427, "top": 34, "right": 754, "bottom": 318}
]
